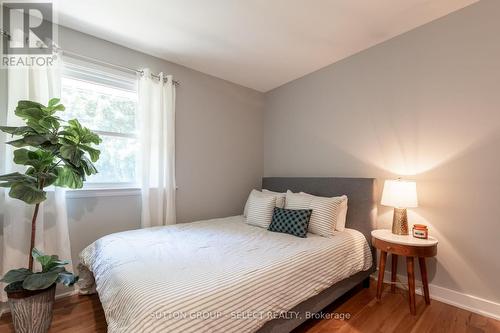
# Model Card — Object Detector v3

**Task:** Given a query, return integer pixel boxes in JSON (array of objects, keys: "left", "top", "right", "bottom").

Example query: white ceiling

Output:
[{"left": 54, "top": 0, "right": 478, "bottom": 92}]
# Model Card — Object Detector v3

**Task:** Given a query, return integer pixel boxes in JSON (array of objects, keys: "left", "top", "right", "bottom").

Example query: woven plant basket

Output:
[{"left": 7, "top": 284, "right": 56, "bottom": 333}]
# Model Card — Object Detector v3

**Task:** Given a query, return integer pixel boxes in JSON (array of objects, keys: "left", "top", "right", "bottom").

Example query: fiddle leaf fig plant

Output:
[
  {"left": 0, "top": 98, "right": 102, "bottom": 292},
  {"left": 2, "top": 249, "right": 77, "bottom": 292}
]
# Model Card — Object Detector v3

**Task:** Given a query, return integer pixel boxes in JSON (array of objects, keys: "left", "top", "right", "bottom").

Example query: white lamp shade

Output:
[{"left": 381, "top": 179, "right": 418, "bottom": 208}]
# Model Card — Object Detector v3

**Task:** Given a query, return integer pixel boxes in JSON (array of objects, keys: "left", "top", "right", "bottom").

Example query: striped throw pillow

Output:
[
  {"left": 246, "top": 193, "right": 277, "bottom": 228},
  {"left": 243, "top": 189, "right": 285, "bottom": 217},
  {"left": 299, "top": 192, "right": 348, "bottom": 232},
  {"left": 285, "top": 190, "right": 347, "bottom": 237}
]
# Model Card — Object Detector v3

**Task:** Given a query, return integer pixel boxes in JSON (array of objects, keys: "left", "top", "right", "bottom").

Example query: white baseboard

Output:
[{"left": 372, "top": 271, "right": 500, "bottom": 321}]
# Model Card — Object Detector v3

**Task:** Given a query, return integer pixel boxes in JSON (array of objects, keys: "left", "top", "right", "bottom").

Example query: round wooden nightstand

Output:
[{"left": 371, "top": 229, "right": 438, "bottom": 315}]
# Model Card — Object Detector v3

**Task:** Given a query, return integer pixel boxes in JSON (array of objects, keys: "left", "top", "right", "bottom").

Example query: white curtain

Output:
[
  {"left": 0, "top": 54, "right": 73, "bottom": 303},
  {"left": 138, "top": 69, "right": 176, "bottom": 227}
]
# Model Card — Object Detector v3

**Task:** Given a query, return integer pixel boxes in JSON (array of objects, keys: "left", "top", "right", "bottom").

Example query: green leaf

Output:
[
  {"left": 7, "top": 135, "right": 49, "bottom": 147},
  {"left": 39, "top": 142, "right": 60, "bottom": 156},
  {"left": 82, "top": 132, "right": 101, "bottom": 145},
  {"left": 18, "top": 100, "right": 44, "bottom": 109},
  {"left": 67, "top": 119, "right": 82, "bottom": 129},
  {"left": 0, "top": 172, "right": 37, "bottom": 190},
  {"left": 45, "top": 104, "right": 65, "bottom": 113},
  {"left": 0, "top": 126, "right": 18, "bottom": 134},
  {"left": 54, "top": 166, "right": 84, "bottom": 189},
  {"left": 13, "top": 149, "right": 55, "bottom": 172},
  {"left": 0, "top": 126, "right": 33, "bottom": 136},
  {"left": 9, "top": 183, "right": 46, "bottom": 204},
  {"left": 1, "top": 268, "right": 33, "bottom": 284},
  {"left": 26, "top": 119, "right": 49, "bottom": 134},
  {"left": 48, "top": 98, "right": 60, "bottom": 107},
  {"left": 6, "top": 138, "right": 29, "bottom": 147},
  {"left": 34, "top": 253, "right": 57, "bottom": 272},
  {"left": 37, "top": 255, "right": 54, "bottom": 270},
  {"left": 46, "top": 260, "right": 70, "bottom": 272},
  {"left": 80, "top": 156, "right": 98, "bottom": 176},
  {"left": 60, "top": 145, "right": 84, "bottom": 167},
  {"left": 59, "top": 136, "right": 78, "bottom": 145},
  {"left": 41, "top": 172, "right": 58, "bottom": 187},
  {"left": 0, "top": 172, "right": 37, "bottom": 183},
  {"left": 63, "top": 119, "right": 101, "bottom": 145},
  {"left": 12, "top": 148, "right": 32, "bottom": 165},
  {"left": 15, "top": 107, "right": 45, "bottom": 121},
  {"left": 25, "top": 135, "right": 49, "bottom": 146},
  {"left": 53, "top": 104, "right": 65, "bottom": 112},
  {"left": 80, "top": 144, "right": 101, "bottom": 162},
  {"left": 22, "top": 271, "right": 59, "bottom": 290},
  {"left": 39, "top": 116, "right": 60, "bottom": 130}
]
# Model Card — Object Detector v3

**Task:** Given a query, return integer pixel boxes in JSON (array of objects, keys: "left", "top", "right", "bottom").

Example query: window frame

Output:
[{"left": 60, "top": 58, "right": 140, "bottom": 191}]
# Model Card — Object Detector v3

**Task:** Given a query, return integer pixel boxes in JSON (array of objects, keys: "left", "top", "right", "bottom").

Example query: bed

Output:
[{"left": 78, "top": 177, "right": 377, "bottom": 333}]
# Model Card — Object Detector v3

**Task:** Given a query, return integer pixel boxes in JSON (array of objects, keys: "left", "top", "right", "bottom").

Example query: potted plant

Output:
[{"left": 0, "top": 98, "right": 101, "bottom": 333}]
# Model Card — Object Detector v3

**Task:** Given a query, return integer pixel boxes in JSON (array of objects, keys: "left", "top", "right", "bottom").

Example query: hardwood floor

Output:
[
  {"left": 1, "top": 280, "right": 499, "bottom": 332},
  {"left": 293, "top": 281, "right": 500, "bottom": 333}
]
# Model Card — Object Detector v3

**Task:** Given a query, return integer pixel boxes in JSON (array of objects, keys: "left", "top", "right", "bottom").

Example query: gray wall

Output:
[
  {"left": 1, "top": 25, "right": 264, "bottom": 266},
  {"left": 264, "top": 0, "right": 500, "bottom": 304},
  {"left": 59, "top": 26, "right": 264, "bottom": 264}
]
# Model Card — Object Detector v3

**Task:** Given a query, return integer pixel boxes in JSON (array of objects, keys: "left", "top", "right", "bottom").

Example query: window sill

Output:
[{"left": 65, "top": 187, "right": 141, "bottom": 199}]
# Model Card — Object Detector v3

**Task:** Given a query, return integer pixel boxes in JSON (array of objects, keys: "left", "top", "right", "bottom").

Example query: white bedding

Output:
[{"left": 79, "top": 215, "right": 372, "bottom": 333}]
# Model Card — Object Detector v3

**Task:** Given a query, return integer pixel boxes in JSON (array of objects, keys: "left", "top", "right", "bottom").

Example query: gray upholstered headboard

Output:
[{"left": 262, "top": 177, "right": 377, "bottom": 249}]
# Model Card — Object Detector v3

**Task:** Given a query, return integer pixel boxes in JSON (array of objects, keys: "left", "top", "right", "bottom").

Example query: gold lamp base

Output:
[{"left": 392, "top": 207, "right": 409, "bottom": 235}]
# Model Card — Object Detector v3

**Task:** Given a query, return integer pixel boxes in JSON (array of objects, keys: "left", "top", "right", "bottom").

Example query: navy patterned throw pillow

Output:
[{"left": 268, "top": 207, "right": 313, "bottom": 238}]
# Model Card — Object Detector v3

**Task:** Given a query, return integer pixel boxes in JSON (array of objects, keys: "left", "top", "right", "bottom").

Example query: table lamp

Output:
[{"left": 381, "top": 179, "right": 418, "bottom": 235}]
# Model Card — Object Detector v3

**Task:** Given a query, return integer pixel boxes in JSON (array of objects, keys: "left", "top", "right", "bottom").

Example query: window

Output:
[{"left": 61, "top": 61, "right": 139, "bottom": 187}]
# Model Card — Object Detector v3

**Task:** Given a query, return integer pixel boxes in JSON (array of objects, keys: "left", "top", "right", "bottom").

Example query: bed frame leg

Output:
[{"left": 362, "top": 277, "right": 370, "bottom": 288}]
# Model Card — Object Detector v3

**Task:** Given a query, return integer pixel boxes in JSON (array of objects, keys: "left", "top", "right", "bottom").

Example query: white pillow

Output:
[
  {"left": 245, "top": 193, "right": 276, "bottom": 228},
  {"left": 300, "top": 192, "right": 348, "bottom": 232},
  {"left": 335, "top": 197, "right": 348, "bottom": 232},
  {"left": 286, "top": 190, "right": 347, "bottom": 237},
  {"left": 243, "top": 189, "right": 285, "bottom": 217},
  {"left": 262, "top": 189, "right": 286, "bottom": 208}
]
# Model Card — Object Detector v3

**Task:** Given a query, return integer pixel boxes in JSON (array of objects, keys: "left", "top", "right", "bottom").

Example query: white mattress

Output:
[{"left": 79, "top": 215, "right": 372, "bottom": 333}]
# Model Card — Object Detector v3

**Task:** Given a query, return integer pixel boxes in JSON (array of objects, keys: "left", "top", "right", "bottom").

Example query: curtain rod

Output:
[
  {"left": 0, "top": 32, "right": 180, "bottom": 86},
  {"left": 59, "top": 49, "right": 180, "bottom": 86},
  {"left": 1, "top": 29, "right": 179, "bottom": 85}
]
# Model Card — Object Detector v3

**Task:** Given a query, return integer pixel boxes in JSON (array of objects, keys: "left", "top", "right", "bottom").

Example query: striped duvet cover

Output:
[{"left": 79, "top": 215, "right": 372, "bottom": 332}]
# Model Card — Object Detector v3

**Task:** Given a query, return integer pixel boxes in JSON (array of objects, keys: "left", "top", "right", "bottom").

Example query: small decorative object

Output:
[
  {"left": 0, "top": 99, "right": 101, "bottom": 333},
  {"left": 381, "top": 178, "right": 418, "bottom": 235},
  {"left": 412, "top": 224, "right": 429, "bottom": 239}
]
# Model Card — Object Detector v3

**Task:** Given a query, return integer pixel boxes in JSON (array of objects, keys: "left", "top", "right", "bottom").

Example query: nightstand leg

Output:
[
  {"left": 419, "top": 257, "right": 431, "bottom": 304},
  {"left": 391, "top": 254, "right": 398, "bottom": 293},
  {"left": 406, "top": 256, "right": 416, "bottom": 315},
  {"left": 377, "top": 251, "right": 387, "bottom": 300}
]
